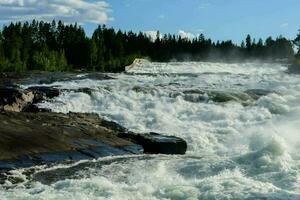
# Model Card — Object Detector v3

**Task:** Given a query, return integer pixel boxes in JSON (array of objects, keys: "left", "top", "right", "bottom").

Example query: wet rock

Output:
[
  {"left": 22, "top": 104, "right": 51, "bottom": 113},
  {"left": 99, "top": 120, "right": 187, "bottom": 154},
  {"left": 27, "top": 86, "right": 60, "bottom": 102},
  {"left": 0, "top": 111, "right": 143, "bottom": 169},
  {"left": 132, "top": 86, "right": 158, "bottom": 95},
  {"left": 173, "top": 89, "right": 253, "bottom": 105},
  {"left": 0, "top": 86, "right": 60, "bottom": 112},
  {"left": 118, "top": 132, "right": 187, "bottom": 155},
  {"left": 62, "top": 88, "right": 95, "bottom": 96},
  {"left": 0, "top": 87, "right": 34, "bottom": 112},
  {"left": 0, "top": 111, "right": 187, "bottom": 169},
  {"left": 245, "top": 89, "right": 276, "bottom": 100}
]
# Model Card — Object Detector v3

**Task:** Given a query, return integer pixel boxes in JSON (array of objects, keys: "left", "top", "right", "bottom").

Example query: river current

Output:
[{"left": 1, "top": 61, "right": 300, "bottom": 199}]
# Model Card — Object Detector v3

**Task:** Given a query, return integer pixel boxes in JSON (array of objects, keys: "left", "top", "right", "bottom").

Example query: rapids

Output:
[{"left": 1, "top": 61, "right": 300, "bottom": 200}]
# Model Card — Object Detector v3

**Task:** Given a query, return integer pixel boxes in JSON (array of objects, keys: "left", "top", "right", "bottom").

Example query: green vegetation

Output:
[
  {"left": 292, "top": 31, "right": 300, "bottom": 70},
  {"left": 0, "top": 20, "right": 297, "bottom": 72}
]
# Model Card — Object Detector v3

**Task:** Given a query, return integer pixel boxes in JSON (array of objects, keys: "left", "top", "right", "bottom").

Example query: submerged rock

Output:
[
  {"left": 245, "top": 89, "right": 277, "bottom": 100},
  {"left": 172, "top": 89, "right": 254, "bottom": 105}
]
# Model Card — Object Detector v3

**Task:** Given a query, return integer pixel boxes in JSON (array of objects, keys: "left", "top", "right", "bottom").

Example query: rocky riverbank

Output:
[{"left": 0, "top": 73, "right": 187, "bottom": 170}]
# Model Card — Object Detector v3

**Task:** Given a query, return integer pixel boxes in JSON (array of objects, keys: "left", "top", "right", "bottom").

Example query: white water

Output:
[{"left": 2, "top": 61, "right": 300, "bottom": 199}]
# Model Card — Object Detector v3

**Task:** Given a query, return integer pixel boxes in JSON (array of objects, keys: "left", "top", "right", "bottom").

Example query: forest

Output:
[{"left": 0, "top": 20, "right": 298, "bottom": 72}]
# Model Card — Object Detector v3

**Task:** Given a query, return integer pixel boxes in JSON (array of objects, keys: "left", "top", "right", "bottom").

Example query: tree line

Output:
[{"left": 0, "top": 20, "right": 297, "bottom": 72}]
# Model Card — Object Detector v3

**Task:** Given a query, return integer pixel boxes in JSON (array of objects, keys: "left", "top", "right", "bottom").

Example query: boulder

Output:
[
  {"left": 0, "top": 87, "right": 34, "bottom": 112},
  {"left": 118, "top": 132, "right": 187, "bottom": 155},
  {"left": 100, "top": 120, "right": 187, "bottom": 155},
  {"left": 28, "top": 86, "right": 60, "bottom": 102},
  {"left": 0, "top": 86, "right": 60, "bottom": 112}
]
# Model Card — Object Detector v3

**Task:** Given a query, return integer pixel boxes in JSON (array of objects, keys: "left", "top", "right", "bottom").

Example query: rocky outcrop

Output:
[
  {"left": 0, "top": 111, "right": 144, "bottom": 169},
  {"left": 0, "top": 86, "right": 60, "bottom": 112},
  {"left": 120, "top": 132, "right": 187, "bottom": 155},
  {"left": 100, "top": 120, "right": 187, "bottom": 155},
  {"left": 125, "top": 58, "right": 150, "bottom": 72},
  {"left": 0, "top": 110, "right": 187, "bottom": 170},
  {"left": 0, "top": 87, "right": 34, "bottom": 112}
]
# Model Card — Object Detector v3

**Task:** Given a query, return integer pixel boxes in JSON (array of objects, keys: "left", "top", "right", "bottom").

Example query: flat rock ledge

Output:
[{"left": 0, "top": 84, "right": 187, "bottom": 170}]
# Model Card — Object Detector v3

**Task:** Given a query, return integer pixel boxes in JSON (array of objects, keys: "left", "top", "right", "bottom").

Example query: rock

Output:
[
  {"left": 118, "top": 132, "right": 187, "bottom": 155},
  {"left": 100, "top": 120, "right": 187, "bottom": 155},
  {"left": 245, "top": 89, "right": 276, "bottom": 100},
  {"left": 125, "top": 58, "right": 150, "bottom": 72},
  {"left": 0, "top": 86, "right": 60, "bottom": 112},
  {"left": 0, "top": 111, "right": 143, "bottom": 169},
  {"left": 27, "top": 86, "right": 60, "bottom": 102},
  {"left": 171, "top": 89, "right": 253, "bottom": 105},
  {"left": 61, "top": 88, "right": 95, "bottom": 96},
  {"left": 0, "top": 111, "right": 187, "bottom": 169},
  {"left": 0, "top": 87, "right": 34, "bottom": 112}
]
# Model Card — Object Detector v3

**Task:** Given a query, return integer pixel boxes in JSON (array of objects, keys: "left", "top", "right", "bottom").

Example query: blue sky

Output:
[{"left": 0, "top": 0, "right": 299, "bottom": 43}]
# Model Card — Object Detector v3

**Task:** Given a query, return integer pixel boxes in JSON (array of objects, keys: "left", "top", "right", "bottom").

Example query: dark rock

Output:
[
  {"left": 171, "top": 89, "right": 253, "bottom": 105},
  {"left": 22, "top": 104, "right": 51, "bottom": 113},
  {"left": 62, "top": 88, "right": 95, "bottom": 96},
  {"left": 100, "top": 120, "right": 128, "bottom": 133},
  {"left": 118, "top": 132, "right": 187, "bottom": 155},
  {"left": 101, "top": 118, "right": 187, "bottom": 155},
  {"left": 132, "top": 86, "right": 158, "bottom": 95},
  {"left": 0, "top": 111, "right": 187, "bottom": 170},
  {"left": 0, "top": 86, "right": 60, "bottom": 112},
  {"left": 0, "top": 111, "right": 143, "bottom": 169},
  {"left": 27, "top": 86, "right": 60, "bottom": 102},
  {"left": 0, "top": 87, "right": 34, "bottom": 112}
]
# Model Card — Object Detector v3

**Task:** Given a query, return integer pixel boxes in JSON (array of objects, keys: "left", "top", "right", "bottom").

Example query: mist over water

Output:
[{"left": 2, "top": 61, "right": 300, "bottom": 199}]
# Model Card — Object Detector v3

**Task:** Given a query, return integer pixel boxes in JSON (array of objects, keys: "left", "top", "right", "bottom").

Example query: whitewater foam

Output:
[{"left": 3, "top": 61, "right": 300, "bottom": 199}]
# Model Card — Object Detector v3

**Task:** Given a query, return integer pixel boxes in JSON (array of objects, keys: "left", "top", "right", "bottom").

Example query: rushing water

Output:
[{"left": 2, "top": 61, "right": 300, "bottom": 199}]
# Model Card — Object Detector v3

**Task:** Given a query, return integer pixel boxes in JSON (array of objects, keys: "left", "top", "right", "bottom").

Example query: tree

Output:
[
  {"left": 245, "top": 34, "right": 252, "bottom": 51},
  {"left": 0, "top": 20, "right": 296, "bottom": 72},
  {"left": 294, "top": 30, "right": 300, "bottom": 55}
]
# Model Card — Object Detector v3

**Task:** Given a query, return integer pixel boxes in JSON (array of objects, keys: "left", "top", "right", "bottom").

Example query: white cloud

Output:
[
  {"left": 0, "top": 0, "right": 113, "bottom": 24},
  {"left": 280, "top": 22, "right": 289, "bottom": 28},
  {"left": 144, "top": 30, "right": 199, "bottom": 41},
  {"left": 178, "top": 30, "right": 196, "bottom": 40},
  {"left": 143, "top": 30, "right": 162, "bottom": 41}
]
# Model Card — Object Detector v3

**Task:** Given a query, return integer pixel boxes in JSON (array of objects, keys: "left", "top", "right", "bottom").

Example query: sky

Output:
[{"left": 0, "top": 0, "right": 299, "bottom": 43}]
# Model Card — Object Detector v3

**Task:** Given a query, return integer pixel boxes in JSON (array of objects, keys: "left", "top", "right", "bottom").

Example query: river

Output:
[{"left": 1, "top": 61, "right": 300, "bottom": 199}]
